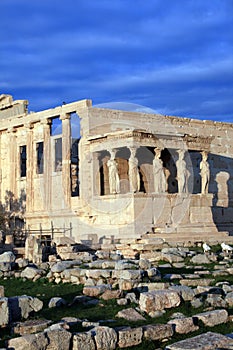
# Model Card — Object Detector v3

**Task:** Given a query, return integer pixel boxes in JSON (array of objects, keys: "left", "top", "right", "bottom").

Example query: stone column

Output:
[
  {"left": 93, "top": 152, "right": 101, "bottom": 196},
  {"left": 200, "top": 151, "right": 210, "bottom": 194},
  {"left": 42, "top": 119, "right": 51, "bottom": 211},
  {"left": 107, "top": 149, "right": 120, "bottom": 194},
  {"left": 153, "top": 148, "right": 166, "bottom": 193},
  {"left": 128, "top": 147, "right": 140, "bottom": 193},
  {"left": 60, "top": 113, "right": 71, "bottom": 207},
  {"left": 25, "top": 123, "right": 34, "bottom": 213},
  {"left": 7, "top": 127, "right": 17, "bottom": 201},
  {"left": 176, "top": 149, "right": 189, "bottom": 193}
]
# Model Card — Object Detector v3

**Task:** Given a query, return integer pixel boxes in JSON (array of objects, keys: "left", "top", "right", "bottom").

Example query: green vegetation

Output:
[
  {"left": 1, "top": 244, "right": 233, "bottom": 349},
  {"left": 1, "top": 276, "right": 233, "bottom": 349}
]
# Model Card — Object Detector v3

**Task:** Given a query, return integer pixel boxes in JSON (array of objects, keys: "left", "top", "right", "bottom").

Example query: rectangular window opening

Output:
[
  {"left": 36, "top": 142, "right": 44, "bottom": 174},
  {"left": 20, "top": 145, "right": 27, "bottom": 177},
  {"left": 55, "top": 138, "right": 62, "bottom": 172},
  {"left": 51, "top": 117, "right": 62, "bottom": 136},
  {"left": 71, "top": 138, "right": 79, "bottom": 196}
]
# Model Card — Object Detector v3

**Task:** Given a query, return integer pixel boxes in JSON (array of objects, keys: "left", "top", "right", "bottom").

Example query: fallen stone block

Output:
[
  {"left": 225, "top": 291, "right": 233, "bottom": 306},
  {"left": 118, "top": 279, "right": 138, "bottom": 291},
  {"left": 161, "top": 253, "right": 184, "bottom": 263},
  {"left": 91, "top": 326, "right": 117, "bottom": 350},
  {"left": 48, "top": 297, "right": 67, "bottom": 308},
  {"left": 0, "top": 251, "right": 15, "bottom": 263},
  {"left": 9, "top": 296, "right": 43, "bottom": 321},
  {"left": 0, "top": 262, "right": 13, "bottom": 272},
  {"left": 165, "top": 331, "right": 233, "bottom": 350},
  {"left": 139, "top": 290, "right": 181, "bottom": 314},
  {"left": 147, "top": 267, "right": 161, "bottom": 281},
  {"left": 169, "top": 285, "right": 195, "bottom": 301},
  {"left": 0, "top": 297, "right": 9, "bottom": 327},
  {"left": 72, "top": 332, "right": 96, "bottom": 350},
  {"left": 21, "top": 267, "right": 43, "bottom": 280},
  {"left": 180, "top": 279, "right": 214, "bottom": 287},
  {"left": 100, "top": 289, "right": 122, "bottom": 300},
  {"left": 143, "top": 324, "right": 173, "bottom": 341},
  {"left": 116, "top": 308, "right": 146, "bottom": 321},
  {"left": 190, "top": 254, "right": 211, "bottom": 264},
  {"left": 86, "top": 269, "right": 112, "bottom": 279},
  {"left": 13, "top": 319, "right": 52, "bottom": 335},
  {"left": 46, "top": 328, "right": 72, "bottom": 350},
  {"left": 112, "top": 269, "right": 142, "bottom": 281},
  {"left": 115, "top": 260, "right": 138, "bottom": 270},
  {"left": 205, "top": 295, "right": 227, "bottom": 308},
  {"left": 51, "top": 261, "right": 76, "bottom": 273},
  {"left": 7, "top": 332, "right": 49, "bottom": 350},
  {"left": 193, "top": 309, "right": 228, "bottom": 327},
  {"left": 117, "top": 326, "right": 143, "bottom": 348},
  {"left": 168, "top": 316, "right": 199, "bottom": 334},
  {"left": 83, "top": 284, "right": 111, "bottom": 297}
]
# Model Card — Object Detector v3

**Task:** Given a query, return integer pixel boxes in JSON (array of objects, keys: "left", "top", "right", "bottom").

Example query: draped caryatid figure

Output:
[
  {"left": 128, "top": 147, "right": 140, "bottom": 193},
  {"left": 153, "top": 148, "right": 166, "bottom": 193},
  {"left": 200, "top": 151, "right": 210, "bottom": 194},
  {"left": 176, "top": 149, "right": 190, "bottom": 193},
  {"left": 107, "top": 150, "right": 120, "bottom": 194}
]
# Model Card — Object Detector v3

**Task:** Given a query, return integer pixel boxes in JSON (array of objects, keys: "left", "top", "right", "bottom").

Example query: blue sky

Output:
[{"left": 1, "top": 0, "right": 233, "bottom": 122}]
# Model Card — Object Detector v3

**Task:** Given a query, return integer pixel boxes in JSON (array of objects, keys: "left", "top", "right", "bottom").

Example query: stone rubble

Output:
[{"left": 0, "top": 245, "right": 233, "bottom": 348}]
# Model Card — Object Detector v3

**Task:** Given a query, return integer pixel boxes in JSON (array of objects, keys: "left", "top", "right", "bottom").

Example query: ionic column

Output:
[
  {"left": 60, "top": 113, "right": 71, "bottom": 207},
  {"left": 93, "top": 152, "right": 101, "bottom": 196},
  {"left": 128, "top": 146, "right": 140, "bottom": 193},
  {"left": 107, "top": 149, "right": 120, "bottom": 194},
  {"left": 176, "top": 149, "right": 189, "bottom": 193},
  {"left": 7, "top": 127, "right": 17, "bottom": 201},
  {"left": 41, "top": 119, "right": 51, "bottom": 211},
  {"left": 153, "top": 148, "right": 166, "bottom": 193},
  {"left": 25, "top": 123, "right": 34, "bottom": 212},
  {"left": 200, "top": 151, "right": 210, "bottom": 194}
]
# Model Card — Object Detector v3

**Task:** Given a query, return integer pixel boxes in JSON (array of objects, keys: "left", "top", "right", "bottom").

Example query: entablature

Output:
[{"left": 87, "top": 129, "right": 214, "bottom": 152}]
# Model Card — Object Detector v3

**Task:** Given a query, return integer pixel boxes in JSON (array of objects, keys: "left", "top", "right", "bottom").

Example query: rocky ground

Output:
[{"left": 1, "top": 242, "right": 233, "bottom": 349}]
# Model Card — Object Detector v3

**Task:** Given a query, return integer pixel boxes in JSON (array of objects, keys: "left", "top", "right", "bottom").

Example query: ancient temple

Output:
[{"left": 0, "top": 94, "right": 233, "bottom": 246}]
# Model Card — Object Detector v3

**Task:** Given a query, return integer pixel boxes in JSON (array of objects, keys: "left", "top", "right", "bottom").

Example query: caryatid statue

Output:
[
  {"left": 200, "top": 151, "right": 210, "bottom": 194},
  {"left": 107, "top": 150, "right": 120, "bottom": 194},
  {"left": 176, "top": 149, "right": 189, "bottom": 193},
  {"left": 128, "top": 147, "right": 140, "bottom": 193},
  {"left": 153, "top": 148, "right": 166, "bottom": 193}
]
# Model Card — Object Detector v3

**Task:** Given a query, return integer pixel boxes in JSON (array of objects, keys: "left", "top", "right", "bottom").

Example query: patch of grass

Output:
[
  {"left": 210, "top": 274, "right": 233, "bottom": 285},
  {"left": 0, "top": 277, "right": 83, "bottom": 306}
]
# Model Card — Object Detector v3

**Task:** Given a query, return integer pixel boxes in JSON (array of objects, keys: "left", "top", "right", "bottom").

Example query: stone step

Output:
[{"left": 139, "top": 228, "right": 233, "bottom": 248}]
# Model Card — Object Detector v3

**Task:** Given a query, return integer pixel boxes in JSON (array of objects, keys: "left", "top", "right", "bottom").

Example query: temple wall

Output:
[{"left": 0, "top": 95, "right": 233, "bottom": 244}]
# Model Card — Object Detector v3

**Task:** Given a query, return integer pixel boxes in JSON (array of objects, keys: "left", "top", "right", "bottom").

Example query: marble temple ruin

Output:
[{"left": 0, "top": 94, "right": 233, "bottom": 247}]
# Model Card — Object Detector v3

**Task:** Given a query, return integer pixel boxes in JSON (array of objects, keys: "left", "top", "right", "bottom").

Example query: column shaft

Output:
[
  {"left": 8, "top": 128, "right": 17, "bottom": 200},
  {"left": 60, "top": 114, "right": 71, "bottom": 207},
  {"left": 25, "top": 123, "right": 34, "bottom": 212},
  {"left": 42, "top": 119, "right": 51, "bottom": 211}
]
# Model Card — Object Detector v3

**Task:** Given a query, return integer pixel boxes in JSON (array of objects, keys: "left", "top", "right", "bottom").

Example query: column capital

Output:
[
  {"left": 7, "top": 126, "right": 17, "bottom": 134},
  {"left": 24, "top": 122, "right": 34, "bottom": 130},
  {"left": 93, "top": 151, "right": 102, "bottom": 160},
  {"left": 154, "top": 147, "right": 162, "bottom": 157},
  {"left": 109, "top": 148, "right": 118, "bottom": 159},
  {"left": 40, "top": 118, "right": 51, "bottom": 126},
  {"left": 201, "top": 150, "right": 209, "bottom": 158},
  {"left": 60, "top": 113, "right": 70, "bottom": 121},
  {"left": 128, "top": 146, "right": 137, "bottom": 156},
  {"left": 177, "top": 149, "right": 186, "bottom": 158}
]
